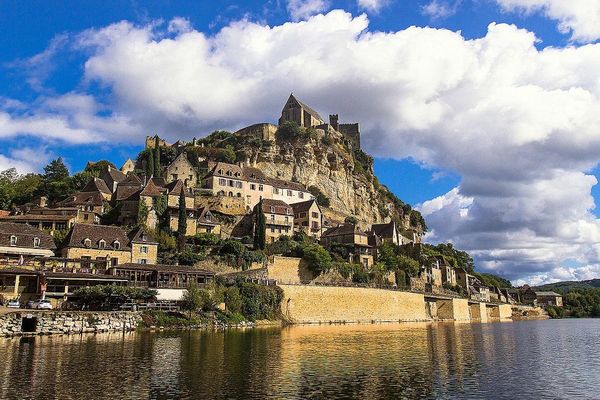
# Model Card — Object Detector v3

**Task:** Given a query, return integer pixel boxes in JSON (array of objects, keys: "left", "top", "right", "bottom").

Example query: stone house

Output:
[
  {"left": 59, "top": 223, "right": 158, "bottom": 269},
  {"left": 197, "top": 207, "right": 221, "bottom": 236},
  {"left": 55, "top": 177, "right": 111, "bottom": 215},
  {"left": 98, "top": 165, "right": 126, "bottom": 193},
  {"left": 165, "top": 153, "right": 198, "bottom": 188},
  {"left": 279, "top": 94, "right": 324, "bottom": 128},
  {"left": 369, "top": 221, "right": 401, "bottom": 246},
  {"left": 165, "top": 180, "right": 197, "bottom": 236},
  {"left": 535, "top": 291, "right": 563, "bottom": 307},
  {"left": 0, "top": 207, "right": 97, "bottom": 232},
  {"left": 202, "top": 162, "right": 313, "bottom": 212},
  {"left": 320, "top": 223, "right": 374, "bottom": 267},
  {"left": 120, "top": 158, "right": 136, "bottom": 174},
  {"left": 255, "top": 199, "right": 294, "bottom": 243},
  {"left": 0, "top": 222, "right": 55, "bottom": 262},
  {"left": 116, "top": 178, "right": 164, "bottom": 228},
  {"left": 438, "top": 257, "right": 457, "bottom": 286},
  {"left": 291, "top": 199, "right": 323, "bottom": 239}
]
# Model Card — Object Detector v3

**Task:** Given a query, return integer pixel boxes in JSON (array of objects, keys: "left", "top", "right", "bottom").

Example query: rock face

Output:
[{"left": 237, "top": 126, "right": 423, "bottom": 231}]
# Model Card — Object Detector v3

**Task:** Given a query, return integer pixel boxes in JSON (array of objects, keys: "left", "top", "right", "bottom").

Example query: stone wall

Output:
[
  {"left": 470, "top": 303, "right": 488, "bottom": 322},
  {"left": 279, "top": 284, "right": 429, "bottom": 324},
  {"left": 0, "top": 311, "right": 141, "bottom": 337},
  {"left": 436, "top": 299, "right": 470, "bottom": 321},
  {"left": 268, "top": 256, "right": 315, "bottom": 284},
  {"left": 488, "top": 304, "right": 512, "bottom": 319}
]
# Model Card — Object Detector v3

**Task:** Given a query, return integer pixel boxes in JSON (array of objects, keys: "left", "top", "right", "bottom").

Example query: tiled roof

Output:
[
  {"left": 99, "top": 167, "right": 126, "bottom": 187},
  {"left": 268, "top": 177, "right": 307, "bottom": 192},
  {"left": 62, "top": 223, "right": 131, "bottom": 251},
  {"left": 291, "top": 199, "right": 318, "bottom": 213},
  {"left": 115, "top": 185, "right": 141, "bottom": 202},
  {"left": 139, "top": 179, "right": 164, "bottom": 197},
  {"left": 322, "top": 223, "right": 365, "bottom": 238},
  {"left": 208, "top": 162, "right": 244, "bottom": 178},
  {"left": 128, "top": 226, "right": 158, "bottom": 245},
  {"left": 242, "top": 166, "right": 268, "bottom": 182},
  {"left": 534, "top": 291, "right": 562, "bottom": 297},
  {"left": 165, "top": 180, "right": 193, "bottom": 197},
  {"left": 370, "top": 221, "right": 396, "bottom": 238},
  {"left": 0, "top": 222, "right": 55, "bottom": 250},
  {"left": 81, "top": 177, "right": 111, "bottom": 195},
  {"left": 0, "top": 267, "right": 40, "bottom": 275},
  {"left": 0, "top": 214, "right": 74, "bottom": 222},
  {"left": 289, "top": 94, "right": 324, "bottom": 122},
  {"left": 260, "top": 199, "right": 292, "bottom": 215},
  {"left": 56, "top": 191, "right": 105, "bottom": 207},
  {"left": 120, "top": 173, "right": 142, "bottom": 186},
  {"left": 150, "top": 177, "right": 167, "bottom": 187},
  {"left": 197, "top": 207, "right": 219, "bottom": 225}
]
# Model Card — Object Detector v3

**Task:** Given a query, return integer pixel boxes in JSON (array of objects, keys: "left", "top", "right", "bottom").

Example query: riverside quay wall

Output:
[
  {"left": 0, "top": 311, "right": 141, "bottom": 337},
  {"left": 279, "top": 284, "right": 519, "bottom": 324}
]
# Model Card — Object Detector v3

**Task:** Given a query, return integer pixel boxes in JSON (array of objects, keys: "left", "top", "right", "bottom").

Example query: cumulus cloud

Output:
[
  {"left": 286, "top": 0, "right": 330, "bottom": 21},
  {"left": 11, "top": 11, "right": 600, "bottom": 283},
  {"left": 357, "top": 0, "right": 388, "bottom": 13},
  {"left": 0, "top": 147, "right": 54, "bottom": 174},
  {"left": 421, "top": 0, "right": 461, "bottom": 20},
  {"left": 495, "top": 0, "right": 600, "bottom": 43}
]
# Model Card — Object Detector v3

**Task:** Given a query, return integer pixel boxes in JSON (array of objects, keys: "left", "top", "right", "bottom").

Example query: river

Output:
[{"left": 0, "top": 319, "right": 598, "bottom": 399}]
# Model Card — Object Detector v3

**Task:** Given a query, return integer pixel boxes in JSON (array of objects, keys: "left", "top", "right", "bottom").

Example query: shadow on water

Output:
[{"left": 1, "top": 320, "right": 599, "bottom": 399}]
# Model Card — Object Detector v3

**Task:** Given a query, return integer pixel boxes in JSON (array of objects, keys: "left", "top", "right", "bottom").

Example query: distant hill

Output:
[{"left": 534, "top": 279, "right": 600, "bottom": 293}]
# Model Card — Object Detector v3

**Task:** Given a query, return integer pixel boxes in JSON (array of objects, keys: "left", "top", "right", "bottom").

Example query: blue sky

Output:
[{"left": 2, "top": 0, "right": 600, "bottom": 283}]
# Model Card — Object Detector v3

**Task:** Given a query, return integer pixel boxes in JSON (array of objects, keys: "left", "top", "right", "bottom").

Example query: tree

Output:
[
  {"left": 344, "top": 216, "right": 358, "bottom": 225},
  {"left": 253, "top": 200, "right": 266, "bottom": 250},
  {"left": 154, "top": 136, "right": 161, "bottom": 177},
  {"left": 377, "top": 242, "right": 400, "bottom": 271},
  {"left": 146, "top": 150, "right": 155, "bottom": 178},
  {"left": 177, "top": 190, "right": 187, "bottom": 250},
  {"left": 302, "top": 244, "right": 332, "bottom": 274},
  {"left": 41, "top": 158, "right": 72, "bottom": 202},
  {"left": 398, "top": 255, "right": 420, "bottom": 278},
  {"left": 137, "top": 199, "right": 149, "bottom": 226},
  {"left": 308, "top": 185, "right": 330, "bottom": 208},
  {"left": 43, "top": 157, "right": 69, "bottom": 183},
  {"left": 181, "top": 284, "right": 204, "bottom": 317}
]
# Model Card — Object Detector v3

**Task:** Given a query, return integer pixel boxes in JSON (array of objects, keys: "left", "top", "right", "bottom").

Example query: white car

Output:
[
  {"left": 31, "top": 299, "right": 53, "bottom": 310},
  {"left": 6, "top": 299, "right": 20, "bottom": 309}
]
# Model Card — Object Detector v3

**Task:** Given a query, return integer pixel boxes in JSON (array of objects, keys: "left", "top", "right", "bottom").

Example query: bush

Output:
[
  {"left": 223, "top": 286, "right": 243, "bottom": 314},
  {"left": 302, "top": 244, "right": 332, "bottom": 274},
  {"left": 352, "top": 269, "right": 369, "bottom": 284},
  {"left": 238, "top": 282, "right": 283, "bottom": 321},
  {"left": 276, "top": 121, "right": 303, "bottom": 142},
  {"left": 219, "top": 239, "right": 247, "bottom": 256},
  {"left": 266, "top": 235, "right": 299, "bottom": 256},
  {"left": 308, "top": 186, "right": 331, "bottom": 208},
  {"left": 191, "top": 233, "right": 221, "bottom": 246},
  {"left": 178, "top": 249, "right": 205, "bottom": 265},
  {"left": 332, "top": 261, "right": 355, "bottom": 279}
]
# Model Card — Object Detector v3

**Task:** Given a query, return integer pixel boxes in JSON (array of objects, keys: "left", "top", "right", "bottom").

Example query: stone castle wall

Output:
[
  {"left": 0, "top": 311, "right": 141, "bottom": 337},
  {"left": 279, "top": 284, "right": 429, "bottom": 324},
  {"left": 268, "top": 256, "right": 315, "bottom": 284}
]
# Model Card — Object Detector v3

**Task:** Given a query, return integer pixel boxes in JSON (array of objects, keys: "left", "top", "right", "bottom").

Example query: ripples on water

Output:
[{"left": 0, "top": 320, "right": 599, "bottom": 399}]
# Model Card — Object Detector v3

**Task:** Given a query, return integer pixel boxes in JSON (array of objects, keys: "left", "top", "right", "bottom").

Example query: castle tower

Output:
[{"left": 329, "top": 114, "right": 339, "bottom": 131}]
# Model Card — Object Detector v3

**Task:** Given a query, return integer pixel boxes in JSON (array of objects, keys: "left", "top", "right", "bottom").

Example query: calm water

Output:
[{"left": 0, "top": 319, "right": 598, "bottom": 399}]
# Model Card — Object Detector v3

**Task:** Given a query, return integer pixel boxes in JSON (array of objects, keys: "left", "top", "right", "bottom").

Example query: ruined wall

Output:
[{"left": 279, "top": 285, "right": 429, "bottom": 324}]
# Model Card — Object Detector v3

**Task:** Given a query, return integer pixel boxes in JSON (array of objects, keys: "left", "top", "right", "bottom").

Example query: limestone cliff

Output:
[{"left": 231, "top": 124, "right": 426, "bottom": 233}]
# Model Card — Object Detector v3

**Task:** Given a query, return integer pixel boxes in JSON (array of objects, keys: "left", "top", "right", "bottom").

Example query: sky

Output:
[{"left": 2, "top": 0, "right": 600, "bottom": 285}]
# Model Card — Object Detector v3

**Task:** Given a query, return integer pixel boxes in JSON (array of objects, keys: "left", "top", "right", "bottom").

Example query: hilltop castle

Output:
[{"left": 146, "top": 94, "right": 361, "bottom": 150}]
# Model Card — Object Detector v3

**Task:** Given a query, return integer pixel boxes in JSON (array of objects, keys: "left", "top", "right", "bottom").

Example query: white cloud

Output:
[
  {"left": 495, "top": 0, "right": 600, "bottom": 43},
  {"left": 357, "top": 0, "right": 388, "bottom": 13},
  {"left": 12, "top": 12, "right": 600, "bottom": 283},
  {"left": 286, "top": 0, "right": 329, "bottom": 21},
  {"left": 0, "top": 147, "right": 53, "bottom": 174},
  {"left": 421, "top": 0, "right": 461, "bottom": 20}
]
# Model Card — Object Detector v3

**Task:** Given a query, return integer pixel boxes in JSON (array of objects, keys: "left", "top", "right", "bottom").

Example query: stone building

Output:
[
  {"left": 256, "top": 199, "right": 294, "bottom": 243},
  {"left": 55, "top": 177, "right": 111, "bottom": 215},
  {"left": 121, "top": 158, "right": 136, "bottom": 174},
  {"left": 165, "top": 153, "right": 198, "bottom": 188},
  {"left": 202, "top": 161, "right": 313, "bottom": 211},
  {"left": 234, "top": 123, "right": 278, "bottom": 142},
  {"left": 291, "top": 199, "right": 323, "bottom": 239},
  {"left": 0, "top": 207, "right": 97, "bottom": 231},
  {"left": 0, "top": 222, "right": 55, "bottom": 261},
  {"left": 369, "top": 221, "right": 401, "bottom": 246},
  {"left": 279, "top": 94, "right": 324, "bottom": 128},
  {"left": 98, "top": 165, "right": 126, "bottom": 193},
  {"left": 60, "top": 223, "right": 158, "bottom": 268},
  {"left": 165, "top": 180, "right": 197, "bottom": 236},
  {"left": 320, "top": 224, "right": 374, "bottom": 267},
  {"left": 197, "top": 207, "right": 221, "bottom": 236}
]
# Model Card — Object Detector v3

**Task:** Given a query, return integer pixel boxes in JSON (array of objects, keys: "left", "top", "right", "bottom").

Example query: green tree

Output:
[
  {"left": 146, "top": 150, "right": 155, "bottom": 178},
  {"left": 398, "top": 255, "right": 420, "bottom": 278},
  {"left": 154, "top": 136, "right": 161, "bottom": 177},
  {"left": 177, "top": 190, "right": 187, "bottom": 250},
  {"left": 41, "top": 158, "right": 72, "bottom": 202},
  {"left": 308, "top": 185, "right": 330, "bottom": 208},
  {"left": 181, "top": 283, "right": 204, "bottom": 317},
  {"left": 137, "top": 199, "right": 149, "bottom": 226},
  {"left": 253, "top": 200, "right": 266, "bottom": 250},
  {"left": 223, "top": 286, "right": 243, "bottom": 314},
  {"left": 302, "top": 244, "right": 332, "bottom": 274}
]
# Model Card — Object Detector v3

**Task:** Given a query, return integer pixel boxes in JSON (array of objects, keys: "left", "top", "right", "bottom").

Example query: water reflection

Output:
[{"left": 1, "top": 320, "right": 599, "bottom": 399}]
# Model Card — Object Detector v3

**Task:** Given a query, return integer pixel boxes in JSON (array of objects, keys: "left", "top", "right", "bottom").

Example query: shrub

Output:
[
  {"left": 332, "top": 261, "right": 355, "bottom": 279},
  {"left": 308, "top": 185, "right": 331, "bottom": 208},
  {"left": 352, "top": 269, "right": 369, "bottom": 284},
  {"left": 302, "top": 244, "right": 332, "bottom": 274},
  {"left": 276, "top": 121, "right": 303, "bottom": 142},
  {"left": 238, "top": 282, "right": 283, "bottom": 321},
  {"left": 178, "top": 249, "right": 205, "bottom": 265},
  {"left": 191, "top": 232, "right": 221, "bottom": 246},
  {"left": 223, "top": 286, "right": 243, "bottom": 314}
]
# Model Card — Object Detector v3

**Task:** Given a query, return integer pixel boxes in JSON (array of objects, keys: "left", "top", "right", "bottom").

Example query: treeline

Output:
[
  {"left": 547, "top": 288, "right": 600, "bottom": 318},
  {"left": 0, "top": 158, "right": 107, "bottom": 210}
]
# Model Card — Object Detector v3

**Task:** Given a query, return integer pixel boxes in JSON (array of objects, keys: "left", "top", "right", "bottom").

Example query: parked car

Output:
[
  {"left": 25, "top": 300, "right": 35, "bottom": 309},
  {"left": 31, "top": 299, "right": 53, "bottom": 310},
  {"left": 7, "top": 299, "right": 20, "bottom": 309}
]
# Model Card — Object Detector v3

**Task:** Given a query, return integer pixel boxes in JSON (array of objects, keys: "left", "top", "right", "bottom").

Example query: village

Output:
[{"left": 0, "top": 95, "right": 561, "bottom": 334}]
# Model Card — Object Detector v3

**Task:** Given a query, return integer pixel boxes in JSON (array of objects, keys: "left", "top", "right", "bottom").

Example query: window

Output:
[
  {"left": 258, "top": 185, "right": 263, "bottom": 191},
  {"left": 250, "top": 184, "right": 256, "bottom": 190},
  {"left": 9, "top": 235, "right": 17, "bottom": 246},
  {"left": 235, "top": 181, "right": 243, "bottom": 188},
  {"left": 273, "top": 188, "right": 279, "bottom": 194},
  {"left": 236, "top": 193, "right": 241, "bottom": 197},
  {"left": 286, "top": 208, "right": 291, "bottom": 215},
  {"left": 33, "top": 237, "right": 40, "bottom": 248},
  {"left": 271, "top": 214, "right": 275, "bottom": 221},
  {"left": 285, "top": 216, "right": 289, "bottom": 223},
  {"left": 299, "top": 192, "right": 304, "bottom": 199},
  {"left": 312, "top": 212, "right": 319, "bottom": 218},
  {"left": 270, "top": 206, "right": 275, "bottom": 213},
  {"left": 113, "top": 240, "right": 120, "bottom": 250},
  {"left": 287, "top": 190, "right": 292, "bottom": 196},
  {"left": 217, "top": 169, "right": 223, "bottom": 175},
  {"left": 84, "top": 238, "right": 91, "bottom": 248},
  {"left": 228, "top": 180, "right": 234, "bottom": 187},
  {"left": 141, "top": 246, "right": 148, "bottom": 254},
  {"left": 300, "top": 212, "right": 307, "bottom": 218},
  {"left": 226, "top": 170, "right": 232, "bottom": 176},
  {"left": 219, "top": 178, "right": 226, "bottom": 186},
  {"left": 82, "top": 256, "right": 91, "bottom": 268},
  {"left": 84, "top": 214, "right": 89, "bottom": 221},
  {"left": 271, "top": 227, "right": 275, "bottom": 233},
  {"left": 99, "top": 239, "right": 106, "bottom": 249},
  {"left": 206, "top": 226, "right": 213, "bottom": 233},
  {"left": 111, "top": 258, "right": 119, "bottom": 267},
  {"left": 171, "top": 174, "right": 178, "bottom": 180},
  {"left": 139, "top": 259, "right": 147, "bottom": 264}
]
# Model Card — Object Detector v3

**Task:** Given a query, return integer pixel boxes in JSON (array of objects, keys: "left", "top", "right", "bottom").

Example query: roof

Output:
[
  {"left": 81, "top": 177, "right": 111, "bottom": 195},
  {"left": 167, "top": 152, "right": 194, "bottom": 170},
  {"left": 43, "top": 272, "right": 128, "bottom": 281},
  {"left": 534, "top": 291, "right": 562, "bottom": 297},
  {"left": 268, "top": 177, "right": 307, "bottom": 192},
  {"left": 322, "top": 223, "right": 366, "bottom": 238},
  {"left": 370, "top": 221, "right": 397, "bottom": 238},
  {"left": 197, "top": 207, "right": 219, "bottom": 225},
  {"left": 0, "top": 267, "right": 40, "bottom": 275},
  {"left": 113, "top": 263, "right": 215, "bottom": 275},
  {"left": 120, "top": 173, "right": 142, "bottom": 186},
  {"left": 242, "top": 166, "right": 268, "bottom": 182},
  {"left": 139, "top": 179, "right": 164, "bottom": 197},
  {"left": 208, "top": 162, "right": 244, "bottom": 179},
  {"left": 287, "top": 94, "right": 324, "bottom": 122},
  {"left": 291, "top": 199, "right": 319, "bottom": 213},
  {"left": 56, "top": 191, "right": 105, "bottom": 207},
  {"left": 165, "top": 180, "right": 193, "bottom": 198},
  {"left": 99, "top": 166, "right": 126, "bottom": 186},
  {"left": 0, "top": 222, "right": 56, "bottom": 250},
  {"left": 128, "top": 226, "right": 158, "bottom": 245},
  {"left": 115, "top": 185, "right": 142, "bottom": 202},
  {"left": 0, "top": 214, "right": 75, "bottom": 222},
  {"left": 150, "top": 177, "right": 167, "bottom": 187},
  {"left": 260, "top": 199, "right": 292, "bottom": 215},
  {"left": 62, "top": 223, "right": 131, "bottom": 251}
]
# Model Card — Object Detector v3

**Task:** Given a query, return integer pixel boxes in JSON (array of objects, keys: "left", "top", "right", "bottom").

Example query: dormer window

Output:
[
  {"left": 84, "top": 238, "right": 91, "bottom": 248},
  {"left": 141, "top": 234, "right": 147, "bottom": 242},
  {"left": 235, "top": 172, "right": 240, "bottom": 177},
  {"left": 10, "top": 235, "right": 17, "bottom": 246},
  {"left": 270, "top": 206, "right": 275, "bottom": 213},
  {"left": 33, "top": 237, "right": 40, "bottom": 248},
  {"left": 217, "top": 169, "right": 223, "bottom": 175},
  {"left": 226, "top": 170, "right": 232, "bottom": 176},
  {"left": 250, "top": 173, "right": 256, "bottom": 179},
  {"left": 99, "top": 239, "right": 106, "bottom": 249},
  {"left": 286, "top": 208, "right": 291, "bottom": 215},
  {"left": 113, "top": 240, "right": 120, "bottom": 250}
]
